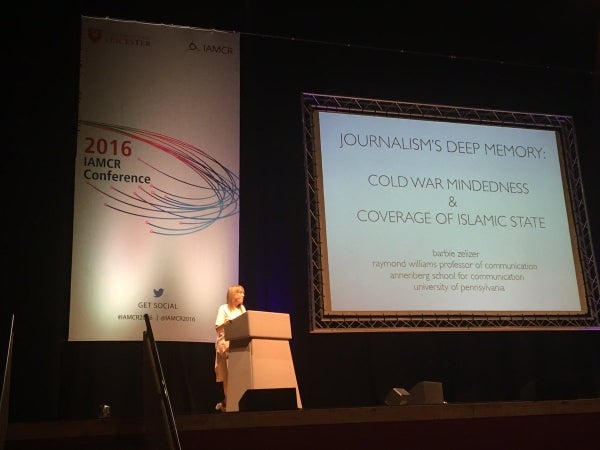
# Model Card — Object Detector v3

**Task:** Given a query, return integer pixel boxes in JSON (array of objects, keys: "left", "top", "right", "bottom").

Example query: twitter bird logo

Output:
[{"left": 153, "top": 288, "right": 164, "bottom": 298}]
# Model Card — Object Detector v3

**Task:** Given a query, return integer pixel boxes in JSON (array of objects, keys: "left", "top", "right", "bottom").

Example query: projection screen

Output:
[{"left": 302, "top": 93, "right": 600, "bottom": 332}]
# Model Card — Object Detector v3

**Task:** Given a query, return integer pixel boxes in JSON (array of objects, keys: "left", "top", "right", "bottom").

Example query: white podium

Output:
[{"left": 224, "top": 310, "right": 302, "bottom": 412}]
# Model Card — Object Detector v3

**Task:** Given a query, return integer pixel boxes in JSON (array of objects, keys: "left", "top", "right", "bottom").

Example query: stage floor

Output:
[{"left": 6, "top": 397, "right": 600, "bottom": 450}]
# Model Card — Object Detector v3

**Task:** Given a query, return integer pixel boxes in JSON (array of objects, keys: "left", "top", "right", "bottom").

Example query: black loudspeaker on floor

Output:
[
  {"left": 238, "top": 388, "right": 298, "bottom": 412},
  {"left": 385, "top": 381, "right": 444, "bottom": 406}
]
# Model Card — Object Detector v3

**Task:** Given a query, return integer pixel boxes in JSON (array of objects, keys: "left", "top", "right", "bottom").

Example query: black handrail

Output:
[
  {"left": 143, "top": 314, "right": 181, "bottom": 450},
  {"left": 0, "top": 314, "right": 15, "bottom": 450}
]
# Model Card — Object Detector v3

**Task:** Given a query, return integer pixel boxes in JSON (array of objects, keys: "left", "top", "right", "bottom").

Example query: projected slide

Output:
[{"left": 303, "top": 94, "right": 598, "bottom": 331}]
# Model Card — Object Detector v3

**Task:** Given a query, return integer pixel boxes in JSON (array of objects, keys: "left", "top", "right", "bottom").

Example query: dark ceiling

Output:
[
  {"left": 66, "top": 0, "right": 600, "bottom": 72},
  {"left": 7, "top": 1, "right": 599, "bottom": 75}
]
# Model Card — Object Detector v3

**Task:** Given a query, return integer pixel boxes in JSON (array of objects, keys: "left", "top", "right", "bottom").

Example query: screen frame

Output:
[{"left": 302, "top": 92, "right": 600, "bottom": 332}]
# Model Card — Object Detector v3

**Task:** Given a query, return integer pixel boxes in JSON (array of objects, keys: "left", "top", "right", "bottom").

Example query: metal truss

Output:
[{"left": 301, "top": 93, "right": 600, "bottom": 332}]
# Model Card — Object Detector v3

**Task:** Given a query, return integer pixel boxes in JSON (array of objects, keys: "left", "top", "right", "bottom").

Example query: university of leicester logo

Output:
[{"left": 88, "top": 28, "right": 102, "bottom": 43}]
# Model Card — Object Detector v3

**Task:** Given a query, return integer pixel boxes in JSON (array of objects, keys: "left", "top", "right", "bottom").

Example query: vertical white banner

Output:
[{"left": 69, "top": 17, "right": 240, "bottom": 342}]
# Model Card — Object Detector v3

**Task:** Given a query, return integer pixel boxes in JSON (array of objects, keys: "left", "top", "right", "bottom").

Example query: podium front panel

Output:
[{"left": 227, "top": 338, "right": 302, "bottom": 412}]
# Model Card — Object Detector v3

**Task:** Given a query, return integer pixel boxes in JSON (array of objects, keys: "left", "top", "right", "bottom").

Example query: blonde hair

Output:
[{"left": 226, "top": 285, "right": 245, "bottom": 309}]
